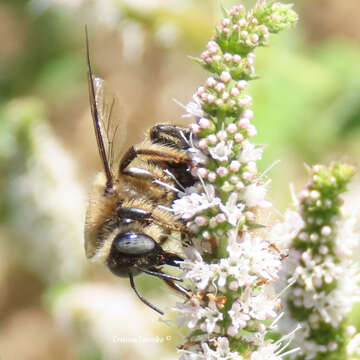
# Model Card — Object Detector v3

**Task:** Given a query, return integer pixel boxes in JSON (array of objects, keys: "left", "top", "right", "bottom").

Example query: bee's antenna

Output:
[{"left": 129, "top": 273, "right": 164, "bottom": 315}]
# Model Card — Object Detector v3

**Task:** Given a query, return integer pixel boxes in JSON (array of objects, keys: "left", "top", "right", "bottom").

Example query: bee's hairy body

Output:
[
  {"left": 85, "top": 30, "right": 194, "bottom": 314},
  {"left": 84, "top": 138, "right": 193, "bottom": 276}
]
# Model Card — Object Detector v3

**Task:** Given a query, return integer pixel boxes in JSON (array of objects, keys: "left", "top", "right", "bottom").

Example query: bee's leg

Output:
[
  {"left": 162, "top": 278, "right": 191, "bottom": 299},
  {"left": 119, "top": 146, "right": 137, "bottom": 173},
  {"left": 148, "top": 266, "right": 190, "bottom": 299},
  {"left": 150, "top": 124, "right": 191, "bottom": 148},
  {"left": 149, "top": 125, "right": 196, "bottom": 188},
  {"left": 120, "top": 166, "right": 177, "bottom": 194},
  {"left": 134, "top": 266, "right": 183, "bottom": 282},
  {"left": 119, "top": 144, "right": 190, "bottom": 173},
  {"left": 129, "top": 272, "right": 164, "bottom": 315}
]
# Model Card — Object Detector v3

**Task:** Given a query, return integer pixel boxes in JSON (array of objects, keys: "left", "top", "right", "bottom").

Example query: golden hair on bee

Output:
[{"left": 84, "top": 28, "right": 194, "bottom": 315}]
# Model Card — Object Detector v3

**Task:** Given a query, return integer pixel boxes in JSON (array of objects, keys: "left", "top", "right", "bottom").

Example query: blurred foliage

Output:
[{"left": 1, "top": 0, "right": 360, "bottom": 359}]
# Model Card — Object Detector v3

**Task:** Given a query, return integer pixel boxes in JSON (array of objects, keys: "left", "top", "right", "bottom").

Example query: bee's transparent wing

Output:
[
  {"left": 86, "top": 28, "right": 125, "bottom": 187},
  {"left": 91, "top": 76, "right": 124, "bottom": 175}
]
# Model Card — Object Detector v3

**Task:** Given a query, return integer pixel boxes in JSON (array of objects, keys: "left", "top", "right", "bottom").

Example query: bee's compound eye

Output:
[{"left": 113, "top": 232, "right": 156, "bottom": 255}]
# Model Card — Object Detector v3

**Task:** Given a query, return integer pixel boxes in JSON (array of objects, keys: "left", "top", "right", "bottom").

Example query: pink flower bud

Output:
[
  {"left": 217, "top": 167, "right": 228, "bottom": 177},
  {"left": 199, "top": 117, "right": 211, "bottom": 129},
  {"left": 197, "top": 167, "right": 208, "bottom": 178},
  {"left": 247, "top": 125, "right": 257, "bottom": 137},
  {"left": 215, "top": 83, "right": 226, "bottom": 92},
  {"left": 207, "top": 171, "right": 217, "bottom": 182},
  {"left": 230, "top": 87, "right": 240, "bottom": 97},
  {"left": 190, "top": 123, "right": 200, "bottom": 134},
  {"left": 234, "top": 133, "right": 244, "bottom": 142},
  {"left": 216, "top": 213, "right": 226, "bottom": 223},
  {"left": 198, "top": 139, "right": 208, "bottom": 150},
  {"left": 238, "top": 18, "right": 247, "bottom": 27},
  {"left": 196, "top": 86, "right": 206, "bottom": 95},
  {"left": 238, "top": 118, "right": 250, "bottom": 129},
  {"left": 206, "top": 77, "right": 217, "bottom": 87},
  {"left": 233, "top": 54, "right": 242, "bottom": 64},
  {"left": 241, "top": 109, "right": 253, "bottom": 119},
  {"left": 236, "top": 80, "right": 248, "bottom": 89},
  {"left": 207, "top": 94, "right": 216, "bottom": 103},
  {"left": 251, "top": 34, "right": 259, "bottom": 43},
  {"left": 229, "top": 160, "right": 241, "bottom": 172},
  {"left": 207, "top": 134, "right": 217, "bottom": 144},
  {"left": 224, "top": 53, "right": 232, "bottom": 62},
  {"left": 240, "top": 30, "right": 248, "bottom": 38},
  {"left": 195, "top": 216, "right": 208, "bottom": 226},
  {"left": 236, "top": 181, "right": 244, "bottom": 190},
  {"left": 220, "top": 71, "right": 232, "bottom": 83},
  {"left": 217, "top": 130, "right": 227, "bottom": 141},
  {"left": 226, "top": 123, "right": 237, "bottom": 134},
  {"left": 221, "top": 18, "right": 231, "bottom": 27}
]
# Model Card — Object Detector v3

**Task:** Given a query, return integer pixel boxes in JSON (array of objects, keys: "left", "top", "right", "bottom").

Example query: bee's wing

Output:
[
  {"left": 86, "top": 30, "right": 124, "bottom": 188},
  {"left": 92, "top": 76, "right": 124, "bottom": 172}
]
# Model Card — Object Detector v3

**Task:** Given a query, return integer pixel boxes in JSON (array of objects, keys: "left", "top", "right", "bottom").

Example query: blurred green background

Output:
[{"left": 0, "top": 0, "right": 360, "bottom": 359}]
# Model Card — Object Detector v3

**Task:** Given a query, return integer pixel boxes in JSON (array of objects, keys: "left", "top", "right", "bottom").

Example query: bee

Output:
[{"left": 84, "top": 30, "right": 195, "bottom": 315}]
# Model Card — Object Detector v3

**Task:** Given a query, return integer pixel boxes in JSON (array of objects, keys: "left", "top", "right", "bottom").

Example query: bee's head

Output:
[{"left": 106, "top": 232, "right": 182, "bottom": 277}]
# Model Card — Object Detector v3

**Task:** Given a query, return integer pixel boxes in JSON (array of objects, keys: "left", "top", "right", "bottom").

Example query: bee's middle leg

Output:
[{"left": 119, "top": 143, "right": 190, "bottom": 174}]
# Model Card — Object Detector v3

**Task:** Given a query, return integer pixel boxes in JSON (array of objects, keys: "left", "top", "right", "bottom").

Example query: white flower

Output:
[
  {"left": 238, "top": 140, "right": 263, "bottom": 163},
  {"left": 242, "top": 183, "right": 270, "bottom": 208},
  {"left": 229, "top": 301, "right": 251, "bottom": 330},
  {"left": 267, "top": 210, "right": 304, "bottom": 250},
  {"left": 251, "top": 343, "right": 281, "bottom": 360},
  {"left": 183, "top": 95, "right": 204, "bottom": 118},
  {"left": 173, "top": 184, "right": 221, "bottom": 219},
  {"left": 227, "top": 232, "right": 281, "bottom": 284},
  {"left": 348, "top": 333, "right": 360, "bottom": 356},
  {"left": 250, "top": 326, "right": 301, "bottom": 360},
  {"left": 209, "top": 141, "right": 233, "bottom": 162},
  {"left": 215, "top": 258, "right": 230, "bottom": 287},
  {"left": 246, "top": 286, "right": 278, "bottom": 320},
  {"left": 200, "top": 301, "right": 223, "bottom": 334},
  {"left": 181, "top": 250, "right": 216, "bottom": 290},
  {"left": 202, "top": 337, "right": 243, "bottom": 360},
  {"left": 175, "top": 299, "right": 222, "bottom": 334},
  {"left": 335, "top": 215, "right": 360, "bottom": 259},
  {"left": 189, "top": 146, "right": 208, "bottom": 166},
  {"left": 219, "top": 192, "right": 245, "bottom": 226},
  {"left": 174, "top": 298, "right": 204, "bottom": 329}
]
